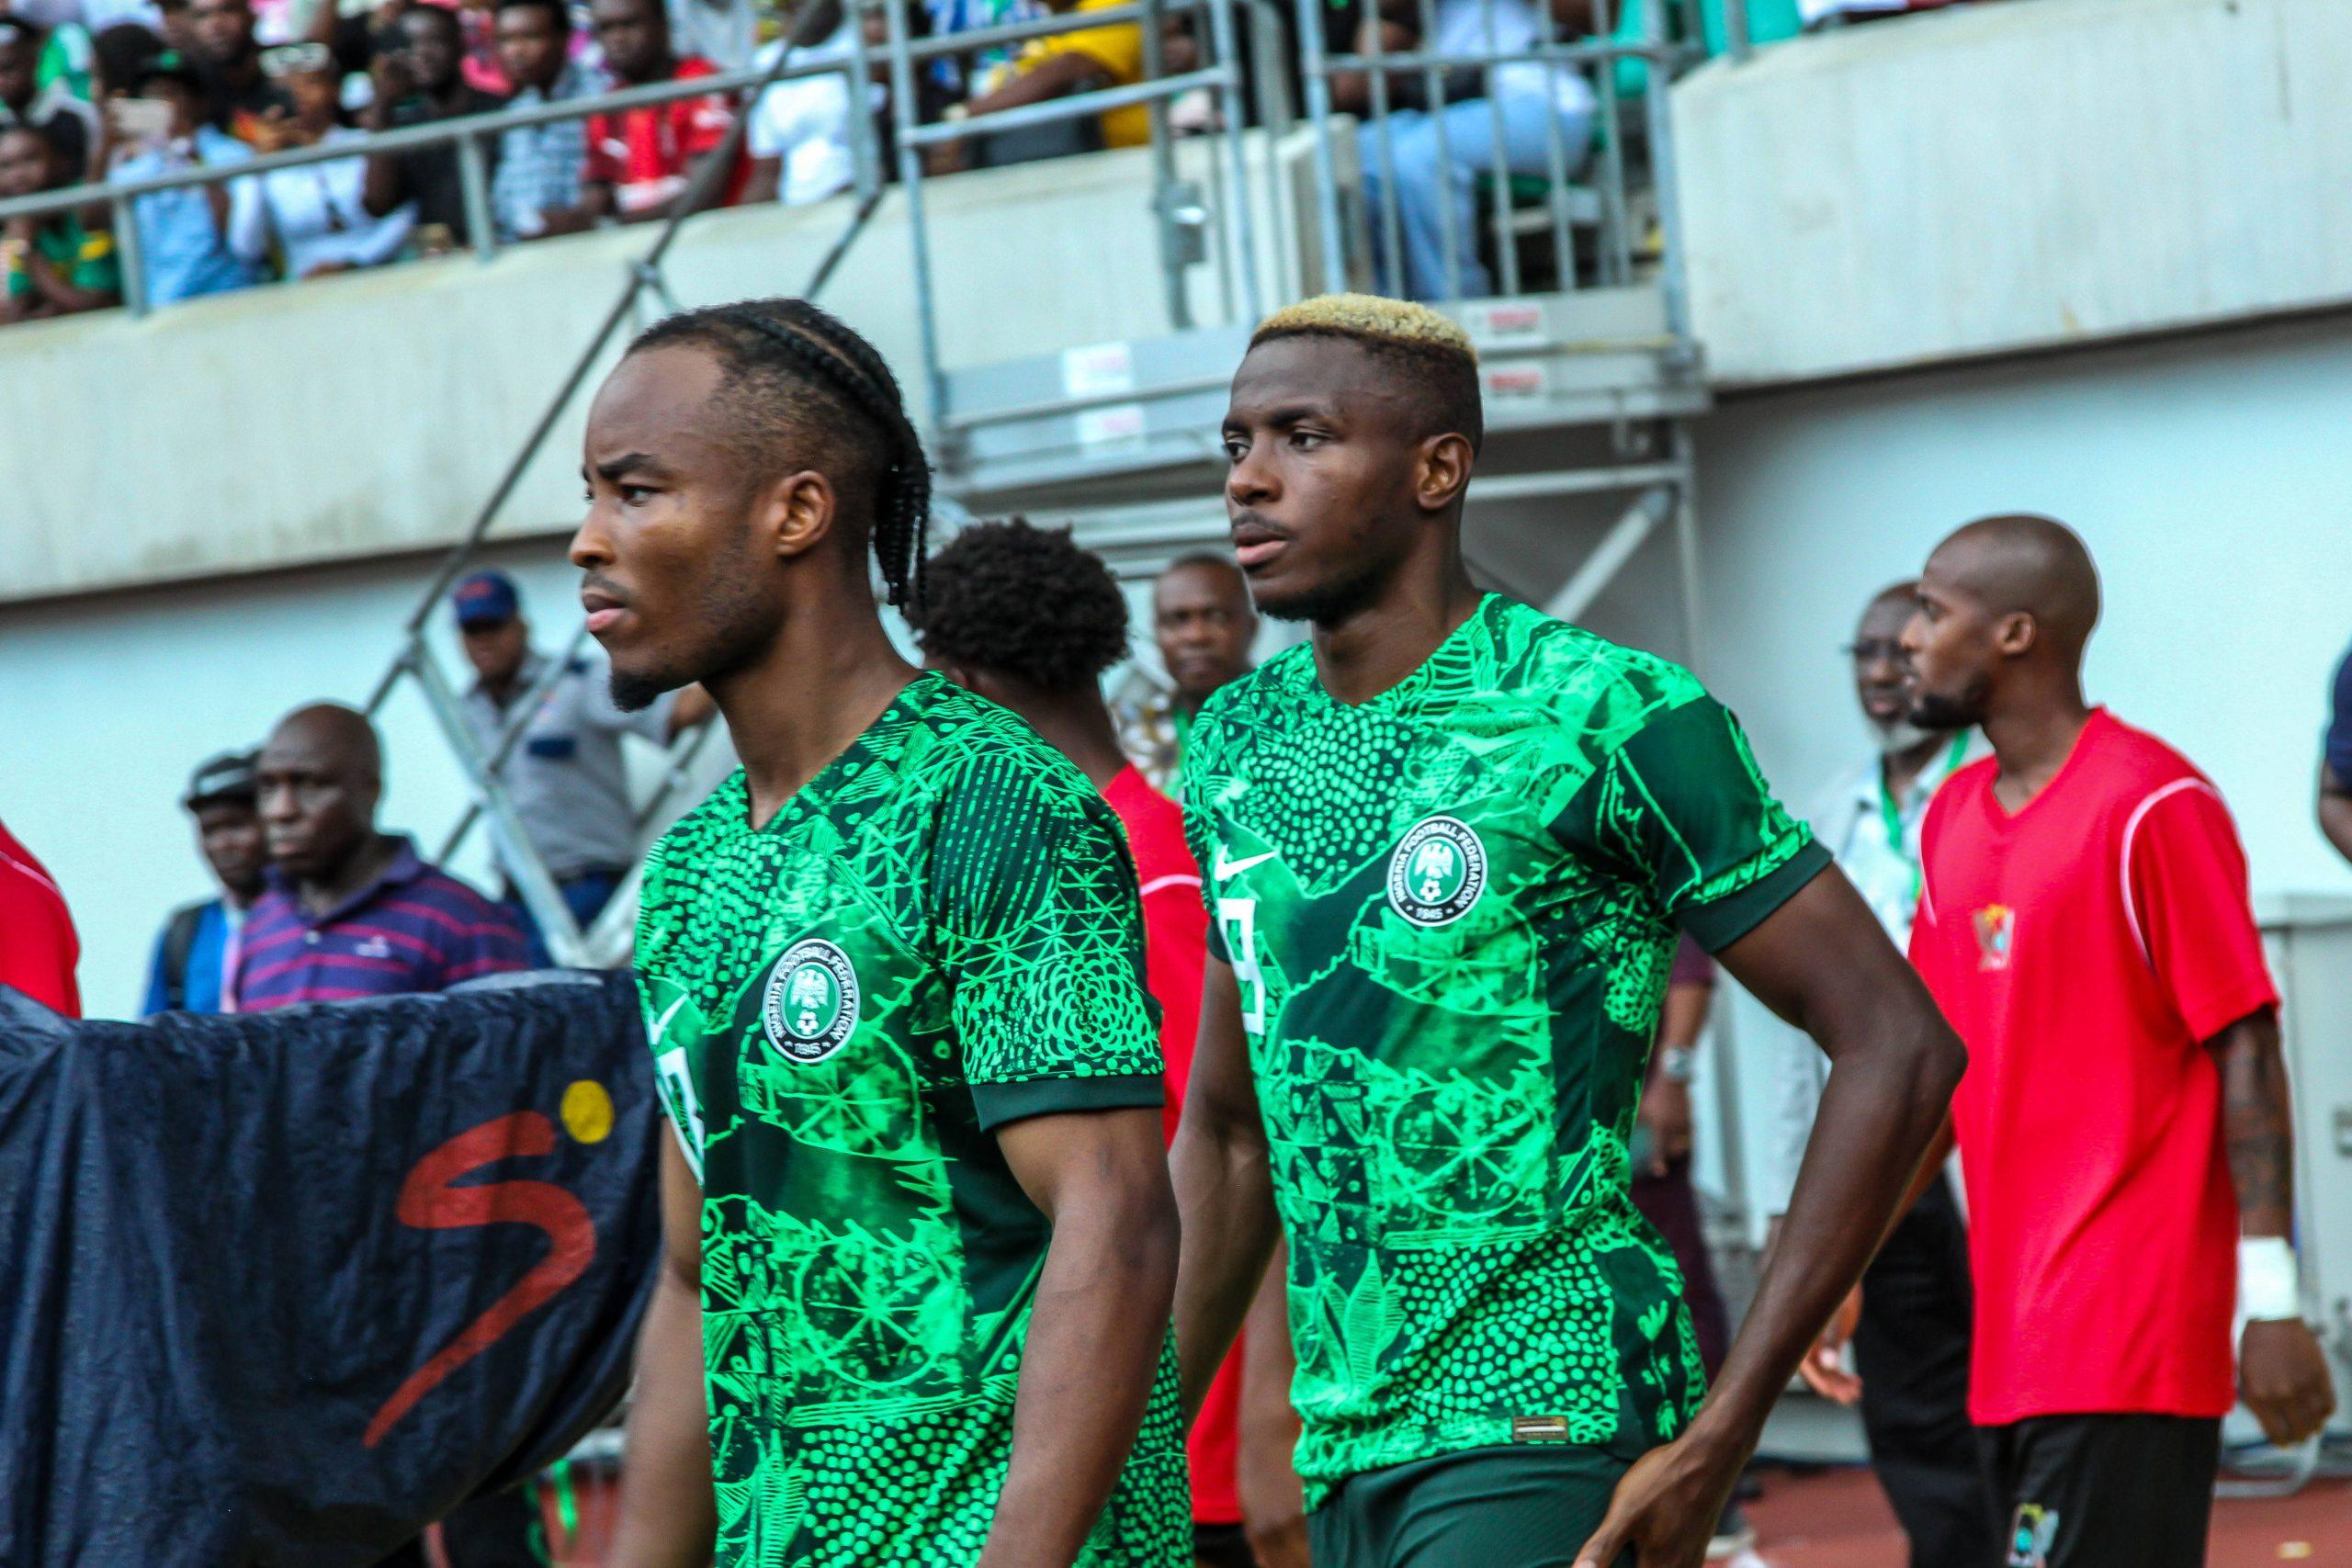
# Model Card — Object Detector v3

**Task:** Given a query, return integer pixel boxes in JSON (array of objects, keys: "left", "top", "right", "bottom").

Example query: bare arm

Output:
[
  {"left": 2211, "top": 1008, "right": 2336, "bottom": 1447},
  {"left": 608, "top": 1130, "right": 717, "bottom": 1568},
  {"left": 1236, "top": 1243, "right": 1306, "bottom": 1568},
  {"left": 1577, "top": 869, "right": 1964, "bottom": 1568},
  {"left": 2318, "top": 761, "right": 2352, "bottom": 867},
  {"left": 1635, "top": 976, "right": 1709, "bottom": 1177},
  {"left": 978, "top": 1106, "right": 1179, "bottom": 1568},
  {"left": 1170, "top": 957, "right": 1283, "bottom": 1416}
]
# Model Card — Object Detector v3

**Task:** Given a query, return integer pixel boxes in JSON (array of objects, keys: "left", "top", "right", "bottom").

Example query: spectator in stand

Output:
[
  {"left": 929, "top": 0, "right": 1155, "bottom": 173},
  {"left": 743, "top": 0, "right": 878, "bottom": 208},
  {"left": 359, "top": 1, "right": 506, "bottom": 249},
  {"left": 186, "top": 0, "right": 290, "bottom": 142},
  {"left": 241, "top": 41, "right": 415, "bottom": 276},
  {"left": 1114, "top": 551, "right": 1256, "bottom": 794},
  {"left": 141, "top": 750, "right": 267, "bottom": 1016},
  {"left": 91, "top": 19, "right": 167, "bottom": 107},
  {"left": 448, "top": 569, "right": 711, "bottom": 957},
  {"left": 1, "top": 18, "right": 97, "bottom": 176},
  {"left": 488, "top": 0, "right": 598, "bottom": 239},
  {"left": 581, "top": 0, "right": 742, "bottom": 221},
  {"left": 2318, "top": 637, "right": 2352, "bottom": 866},
  {"left": 1349, "top": 0, "right": 1598, "bottom": 300},
  {"left": 0, "top": 121, "right": 119, "bottom": 319},
  {"left": 153, "top": 0, "right": 203, "bottom": 57},
  {"left": 236, "top": 702, "right": 527, "bottom": 1010},
  {"left": 108, "top": 49, "right": 266, "bottom": 304},
  {"left": 0, "top": 815, "right": 79, "bottom": 1016}
]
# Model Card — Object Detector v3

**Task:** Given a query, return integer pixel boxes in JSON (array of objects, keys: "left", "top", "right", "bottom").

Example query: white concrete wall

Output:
[
  {"left": 2, "top": 141, "right": 1249, "bottom": 604},
  {"left": 1675, "top": 0, "right": 2352, "bottom": 385},
  {"left": 1681, "top": 310, "right": 2352, "bottom": 1227}
]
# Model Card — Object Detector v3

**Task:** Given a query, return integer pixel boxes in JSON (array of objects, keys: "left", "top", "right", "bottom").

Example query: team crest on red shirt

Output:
[{"left": 1973, "top": 904, "right": 2016, "bottom": 971}]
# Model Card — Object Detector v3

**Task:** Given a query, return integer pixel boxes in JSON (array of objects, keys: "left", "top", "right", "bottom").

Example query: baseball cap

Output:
[
  {"left": 184, "top": 749, "right": 259, "bottom": 810},
  {"left": 451, "top": 569, "right": 522, "bottom": 629},
  {"left": 132, "top": 49, "right": 205, "bottom": 91}
]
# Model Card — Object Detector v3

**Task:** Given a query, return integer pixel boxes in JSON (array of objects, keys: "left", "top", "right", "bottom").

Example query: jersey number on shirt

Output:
[{"left": 1218, "top": 894, "right": 1266, "bottom": 1038}]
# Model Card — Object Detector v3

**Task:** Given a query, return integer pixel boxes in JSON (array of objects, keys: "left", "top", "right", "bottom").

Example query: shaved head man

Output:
[
  {"left": 1119, "top": 552, "right": 1260, "bottom": 793},
  {"left": 1903, "top": 516, "right": 2335, "bottom": 1568},
  {"left": 236, "top": 703, "right": 526, "bottom": 1013}
]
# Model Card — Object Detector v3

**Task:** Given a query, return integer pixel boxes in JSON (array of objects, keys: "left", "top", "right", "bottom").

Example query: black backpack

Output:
[{"left": 156, "top": 903, "right": 209, "bottom": 1013}]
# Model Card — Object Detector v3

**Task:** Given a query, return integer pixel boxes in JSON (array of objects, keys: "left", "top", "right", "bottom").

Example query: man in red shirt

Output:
[
  {"left": 582, "top": 0, "right": 746, "bottom": 221},
  {"left": 1903, "top": 514, "right": 2335, "bottom": 1567},
  {"left": 914, "top": 518, "right": 1301, "bottom": 1568},
  {"left": 0, "top": 817, "right": 79, "bottom": 1017}
]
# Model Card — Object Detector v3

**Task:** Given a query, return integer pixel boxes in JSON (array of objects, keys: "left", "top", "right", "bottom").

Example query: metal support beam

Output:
[{"left": 1542, "top": 483, "right": 1670, "bottom": 625}]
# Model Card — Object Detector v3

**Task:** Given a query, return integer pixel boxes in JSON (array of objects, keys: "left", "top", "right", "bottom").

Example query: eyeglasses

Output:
[{"left": 1842, "top": 638, "right": 1906, "bottom": 665}]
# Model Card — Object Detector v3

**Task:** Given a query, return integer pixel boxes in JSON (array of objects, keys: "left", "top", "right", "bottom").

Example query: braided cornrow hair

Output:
[{"left": 628, "top": 298, "right": 934, "bottom": 608}]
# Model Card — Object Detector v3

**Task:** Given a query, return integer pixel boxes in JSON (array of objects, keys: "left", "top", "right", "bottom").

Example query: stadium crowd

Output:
[{"left": 0, "top": 0, "right": 2024, "bottom": 322}]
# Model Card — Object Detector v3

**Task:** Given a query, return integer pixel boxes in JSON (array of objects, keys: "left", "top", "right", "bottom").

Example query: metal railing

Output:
[
  {"left": 1294, "top": 0, "right": 1694, "bottom": 313},
  {"left": 0, "top": 46, "right": 881, "bottom": 317}
]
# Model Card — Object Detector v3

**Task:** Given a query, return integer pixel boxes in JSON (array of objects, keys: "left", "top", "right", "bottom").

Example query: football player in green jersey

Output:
[
  {"left": 1167, "top": 295, "right": 1967, "bottom": 1568},
  {"left": 572, "top": 297, "right": 1190, "bottom": 1568}
]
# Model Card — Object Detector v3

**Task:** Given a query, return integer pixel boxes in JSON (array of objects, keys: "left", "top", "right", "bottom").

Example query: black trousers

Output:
[
  {"left": 1975, "top": 1414, "right": 2221, "bottom": 1568},
  {"left": 1852, "top": 1176, "right": 2002, "bottom": 1568}
]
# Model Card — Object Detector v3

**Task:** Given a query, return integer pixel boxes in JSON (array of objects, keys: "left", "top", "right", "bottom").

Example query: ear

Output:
[
  {"left": 1416, "top": 433, "right": 1475, "bottom": 515},
  {"left": 1993, "top": 610, "right": 2039, "bottom": 658},
  {"left": 756, "top": 468, "right": 839, "bottom": 561}
]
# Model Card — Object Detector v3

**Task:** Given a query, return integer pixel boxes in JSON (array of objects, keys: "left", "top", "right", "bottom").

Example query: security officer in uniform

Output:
[{"left": 451, "top": 569, "right": 713, "bottom": 957}]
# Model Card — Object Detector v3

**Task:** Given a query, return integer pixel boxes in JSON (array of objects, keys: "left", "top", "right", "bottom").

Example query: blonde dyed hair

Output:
[{"left": 1250, "top": 293, "right": 1479, "bottom": 363}]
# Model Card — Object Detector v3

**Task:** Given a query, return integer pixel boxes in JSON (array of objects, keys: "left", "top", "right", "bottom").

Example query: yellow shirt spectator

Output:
[{"left": 1012, "top": 0, "right": 1149, "bottom": 148}]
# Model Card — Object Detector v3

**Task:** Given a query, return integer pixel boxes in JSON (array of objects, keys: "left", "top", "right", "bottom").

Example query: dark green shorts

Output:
[{"left": 1306, "top": 1444, "right": 1633, "bottom": 1568}]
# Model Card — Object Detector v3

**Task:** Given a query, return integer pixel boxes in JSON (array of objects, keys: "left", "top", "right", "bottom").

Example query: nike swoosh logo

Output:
[
  {"left": 1214, "top": 847, "right": 1278, "bottom": 882},
  {"left": 649, "top": 994, "right": 690, "bottom": 1048}
]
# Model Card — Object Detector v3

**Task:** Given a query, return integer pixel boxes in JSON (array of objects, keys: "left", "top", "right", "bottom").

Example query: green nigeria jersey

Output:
[
  {"left": 1181, "top": 595, "right": 1828, "bottom": 1500},
  {"left": 635, "top": 673, "right": 1191, "bottom": 1567}
]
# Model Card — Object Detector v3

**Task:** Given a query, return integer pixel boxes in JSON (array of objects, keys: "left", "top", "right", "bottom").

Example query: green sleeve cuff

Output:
[
  {"left": 1679, "top": 839, "right": 1834, "bottom": 953},
  {"left": 968, "top": 1072, "right": 1166, "bottom": 1132}
]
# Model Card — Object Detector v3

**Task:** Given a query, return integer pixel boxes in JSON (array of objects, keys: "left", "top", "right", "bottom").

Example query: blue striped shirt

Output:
[{"left": 234, "top": 838, "right": 529, "bottom": 1011}]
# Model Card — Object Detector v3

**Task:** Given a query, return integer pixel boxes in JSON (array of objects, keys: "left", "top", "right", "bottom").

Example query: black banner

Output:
[{"left": 0, "top": 970, "right": 660, "bottom": 1566}]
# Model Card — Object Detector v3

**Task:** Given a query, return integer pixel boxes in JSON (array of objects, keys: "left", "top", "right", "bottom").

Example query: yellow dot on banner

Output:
[
  {"left": 2278, "top": 1544, "right": 2312, "bottom": 1561},
  {"left": 560, "top": 1079, "right": 615, "bottom": 1145}
]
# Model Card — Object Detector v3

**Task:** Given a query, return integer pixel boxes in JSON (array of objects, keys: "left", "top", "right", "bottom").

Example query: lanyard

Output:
[{"left": 1880, "top": 732, "right": 1972, "bottom": 909}]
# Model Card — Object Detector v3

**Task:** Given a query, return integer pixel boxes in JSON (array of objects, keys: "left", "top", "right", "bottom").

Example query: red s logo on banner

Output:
[{"left": 363, "top": 1111, "right": 598, "bottom": 1448}]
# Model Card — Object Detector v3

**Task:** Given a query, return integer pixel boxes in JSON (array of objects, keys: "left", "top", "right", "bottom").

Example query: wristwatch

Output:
[{"left": 1657, "top": 1045, "right": 1696, "bottom": 1085}]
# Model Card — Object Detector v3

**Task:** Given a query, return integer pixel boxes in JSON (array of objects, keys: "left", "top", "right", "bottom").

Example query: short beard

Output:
[
  {"left": 1251, "top": 551, "right": 1393, "bottom": 627},
  {"left": 610, "top": 542, "right": 778, "bottom": 712},
  {"left": 1908, "top": 672, "right": 1988, "bottom": 735}
]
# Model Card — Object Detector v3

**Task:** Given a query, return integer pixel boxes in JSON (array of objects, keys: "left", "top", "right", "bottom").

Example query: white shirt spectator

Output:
[
  {"left": 235, "top": 127, "right": 415, "bottom": 276},
  {"left": 746, "top": 27, "right": 870, "bottom": 207},
  {"left": 1759, "top": 730, "right": 1983, "bottom": 1216},
  {"left": 1430, "top": 0, "right": 1594, "bottom": 118}
]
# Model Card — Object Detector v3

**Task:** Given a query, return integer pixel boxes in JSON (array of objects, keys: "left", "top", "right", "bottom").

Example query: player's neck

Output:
[
  {"left": 1310, "top": 560, "right": 1484, "bottom": 706},
  {"left": 715, "top": 605, "right": 918, "bottom": 828},
  {"left": 1023, "top": 692, "right": 1131, "bottom": 791},
  {"left": 1983, "top": 674, "right": 2094, "bottom": 811}
]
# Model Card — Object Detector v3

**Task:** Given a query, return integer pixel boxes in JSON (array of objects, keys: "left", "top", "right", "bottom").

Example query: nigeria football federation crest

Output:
[
  {"left": 760, "top": 938, "right": 861, "bottom": 1065},
  {"left": 1386, "top": 815, "right": 1488, "bottom": 926}
]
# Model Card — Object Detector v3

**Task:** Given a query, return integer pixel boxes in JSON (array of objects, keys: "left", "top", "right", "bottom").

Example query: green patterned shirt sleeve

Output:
[
  {"left": 1570, "top": 694, "right": 1830, "bottom": 952},
  {"left": 931, "top": 750, "right": 1166, "bottom": 1130}
]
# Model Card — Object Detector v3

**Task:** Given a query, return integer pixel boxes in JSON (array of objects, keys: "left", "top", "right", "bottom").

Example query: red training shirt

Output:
[
  {"left": 1910, "top": 709, "right": 2276, "bottom": 1424},
  {"left": 0, "top": 818, "right": 81, "bottom": 1017},
  {"left": 583, "top": 57, "right": 748, "bottom": 217},
  {"left": 1102, "top": 764, "right": 1242, "bottom": 1527}
]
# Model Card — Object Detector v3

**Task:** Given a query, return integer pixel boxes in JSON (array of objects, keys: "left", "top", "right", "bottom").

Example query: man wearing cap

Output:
[
  {"left": 452, "top": 569, "right": 711, "bottom": 957},
  {"left": 141, "top": 749, "right": 269, "bottom": 1016}
]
